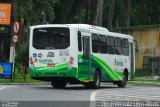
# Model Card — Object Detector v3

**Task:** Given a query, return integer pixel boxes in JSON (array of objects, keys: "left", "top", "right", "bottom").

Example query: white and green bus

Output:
[{"left": 29, "top": 24, "right": 135, "bottom": 88}]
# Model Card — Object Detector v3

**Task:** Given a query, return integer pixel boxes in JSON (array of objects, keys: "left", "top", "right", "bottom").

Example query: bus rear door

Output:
[{"left": 78, "top": 32, "right": 92, "bottom": 82}]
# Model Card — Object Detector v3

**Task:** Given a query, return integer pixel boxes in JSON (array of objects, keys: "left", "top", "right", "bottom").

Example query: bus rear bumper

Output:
[{"left": 30, "top": 67, "right": 77, "bottom": 81}]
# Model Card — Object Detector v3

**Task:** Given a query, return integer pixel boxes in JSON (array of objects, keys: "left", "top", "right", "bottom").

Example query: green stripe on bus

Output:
[
  {"left": 78, "top": 54, "right": 122, "bottom": 81},
  {"left": 93, "top": 56, "right": 121, "bottom": 81},
  {"left": 35, "top": 63, "right": 69, "bottom": 71}
]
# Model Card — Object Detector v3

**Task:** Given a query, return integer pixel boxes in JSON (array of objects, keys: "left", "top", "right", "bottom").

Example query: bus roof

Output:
[
  {"left": 68, "top": 24, "right": 109, "bottom": 32},
  {"left": 31, "top": 24, "right": 133, "bottom": 40},
  {"left": 107, "top": 32, "right": 133, "bottom": 40},
  {"left": 31, "top": 24, "right": 109, "bottom": 32}
]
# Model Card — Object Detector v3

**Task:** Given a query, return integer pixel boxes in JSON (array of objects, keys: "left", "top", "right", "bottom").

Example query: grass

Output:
[
  {"left": 128, "top": 80, "right": 160, "bottom": 86},
  {"left": 0, "top": 66, "right": 47, "bottom": 84},
  {"left": 128, "top": 69, "right": 160, "bottom": 86},
  {"left": 143, "top": 80, "right": 160, "bottom": 83},
  {"left": 0, "top": 74, "right": 47, "bottom": 84},
  {"left": 134, "top": 69, "right": 152, "bottom": 77}
]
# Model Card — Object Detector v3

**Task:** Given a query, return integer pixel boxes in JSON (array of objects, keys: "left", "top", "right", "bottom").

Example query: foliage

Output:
[
  {"left": 13, "top": 0, "right": 57, "bottom": 25},
  {"left": 134, "top": 69, "right": 151, "bottom": 77},
  {"left": 11, "top": 0, "right": 160, "bottom": 31},
  {"left": 16, "top": 43, "right": 29, "bottom": 67}
]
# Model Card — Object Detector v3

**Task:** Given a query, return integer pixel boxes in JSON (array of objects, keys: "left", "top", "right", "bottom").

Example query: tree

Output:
[
  {"left": 107, "top": 0, "right": 116, "bottom": 30},
  {"left": 124, "top": 0, "right": 131, "bottom": 26},
  {"left": 54, "top": 0, "right": 85, "bottom": 24},
  {"left": 12, "top": 0, "right": 160, "bottom": 31},
  {"left": 95, "top": 0, "right": 104, "bottom": 26}
]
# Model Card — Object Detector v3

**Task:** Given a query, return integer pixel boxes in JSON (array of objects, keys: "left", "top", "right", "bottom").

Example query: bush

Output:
[{"left": 15, "top": 43, "right": 29, "bottom": 73}]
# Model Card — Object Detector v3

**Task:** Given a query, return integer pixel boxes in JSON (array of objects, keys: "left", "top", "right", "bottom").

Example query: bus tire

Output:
[
  {"left": 84, "top": 70, "right": 101, "bottom": 89},
  {"left": 93, "top": 70, "right": 101, "bottom": 89},
  {"left": 117, "top": 72, "right": 127, "bottom": 88},
  {"left": 51, "top": 81, "right": 67, "bottom": 89}
]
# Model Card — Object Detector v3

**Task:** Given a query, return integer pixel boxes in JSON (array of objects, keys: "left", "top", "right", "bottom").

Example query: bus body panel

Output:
[
  {"left": 77, "top": 29, "right": 133, "bottom": 82},
  {"left": 29, "top": 26, "right": 79, "bottom": 81}
]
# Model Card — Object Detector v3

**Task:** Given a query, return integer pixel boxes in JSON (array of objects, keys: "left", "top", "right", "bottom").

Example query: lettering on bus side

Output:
[
  {"left": 38, "top": 53, "right": 43, "bottom": 58},
  {"left": 39, "top": 59, "right": 53, "bottom": 64},
  {"left": 115, "top": 59, "right": 123, "bottom": 66},
  {"left": 33, "top": 53, "right": 37, "bottom": 58}
]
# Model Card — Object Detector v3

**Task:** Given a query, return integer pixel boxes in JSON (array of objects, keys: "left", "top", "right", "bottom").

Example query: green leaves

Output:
[
  {"left": 12, "top": 0, "right": 160, "bottom": 28},
  {"left": 16, "top": 43, "right": 29, "bottom": 66},
  {"left": 14, "top": 0, "right": 56, "bottom": 25}
]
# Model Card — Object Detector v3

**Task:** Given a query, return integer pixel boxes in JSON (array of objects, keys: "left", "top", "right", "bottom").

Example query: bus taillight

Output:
[
  {"left": 68, "top": 57, "right": 74, "bottom": 69},
  {"left": 69, "top": 57, "right": 74, "bottom": 64}
]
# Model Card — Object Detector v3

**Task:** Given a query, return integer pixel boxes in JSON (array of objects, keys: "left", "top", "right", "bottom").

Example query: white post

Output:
[
  {"left": 9, "top": 43, "right": 16, "bottom": 81},
  {"left": 151, "top": 45, "right": 154, "bottom": 80}
]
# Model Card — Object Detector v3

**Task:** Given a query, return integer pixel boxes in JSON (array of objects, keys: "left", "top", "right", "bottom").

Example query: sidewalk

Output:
[{"left": 134, "top": 76, "right": 160, "bottom": 81}]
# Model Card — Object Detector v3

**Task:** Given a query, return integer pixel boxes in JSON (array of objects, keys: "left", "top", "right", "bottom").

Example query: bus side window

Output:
[
  {"left": 115, "top": 37, "right": 122, "bottom": 55},
  {"left": 99, "top": 35, "right": 107, "bottom": 54},
  {"left": 122, "top": 39, "right": 129, "bottom": 56},
  {"left": 78, "top": 31, "right": 82, "bottom": 52},
  {"left": 92, "top": 34, "right": 99, "bottom": 53},
  {"left": 107, "top": 36, "right": 115, "bottom": 54}
]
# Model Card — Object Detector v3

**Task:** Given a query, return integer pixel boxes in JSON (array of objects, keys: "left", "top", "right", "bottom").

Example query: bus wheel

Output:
[
  {"left": 117, "top": 72, "right": 127, "bottom": 88},
  {"left": 93, "top": 70, "right": 101, "bottom": 88},
  {"left": 84, "top": 70, "right": 101, "bottom": 89},
  {"left": 51, "top": 81, "right": 67, "bottom": 89}
]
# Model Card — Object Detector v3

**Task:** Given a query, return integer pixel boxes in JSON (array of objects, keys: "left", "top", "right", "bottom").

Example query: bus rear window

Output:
[{"left": 33, "top": 28, "right": 70, "bottom": 49}]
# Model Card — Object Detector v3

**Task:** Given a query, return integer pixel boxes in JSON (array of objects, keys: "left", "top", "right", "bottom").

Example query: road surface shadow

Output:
[
  {"left": 31, "top": 84, "right": 119, "bottom": 90},
  {"left": 64, "top": 86, "right": 118, "bottom": 90}
]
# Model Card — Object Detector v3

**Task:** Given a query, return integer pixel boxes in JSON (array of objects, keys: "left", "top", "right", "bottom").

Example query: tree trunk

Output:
[
  {"left": 125, "top": 0, "right": 131, "bottom": 26},
  {"left": 89, "top": 0, "right": 96, "bottom": 24},
  {"left": 42, "top": 10, "right": 46, "bottom": 24},
  {"left": 85, "top": 0, "right": 89, "bottom": 23},
  {"left": 108, "top": 0, "right": 116, "bottom": 30},
  {"left": 12, "top": 0, "right": 17, "bottom": 21},
  {"left": 95, "top": 0, "right": 104, "bottom": 26}
]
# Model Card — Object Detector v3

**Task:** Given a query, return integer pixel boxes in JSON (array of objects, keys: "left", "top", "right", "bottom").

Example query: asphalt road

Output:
[
  {"left": 0, "top": 84, "right": 95, "bottom": 101},
  {"left": 0, "top": 84, "right": 160, "bottom": 107}
]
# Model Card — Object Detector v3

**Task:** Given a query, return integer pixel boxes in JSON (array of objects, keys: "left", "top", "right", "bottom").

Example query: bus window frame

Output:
[
  {"left": 122, "top": 38, "right": 129, "bottom": 56},
  {"left": 91, "top": 33, "right": 100, "bottom": 53},
  {"left": 107, "top": 36, "right": 115, "bottom": 54},
  {"left": 99, "top": 34, "right": 107, "bottom": 54},
  {"left": 115, "top": 37, "right": 122, "bottom": 55},
  {"left": 78, "top": 31, "right": 82, "bottom": 52}
]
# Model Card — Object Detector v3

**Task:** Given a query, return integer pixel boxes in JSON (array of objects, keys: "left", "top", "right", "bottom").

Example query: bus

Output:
[{"left": 29, "top": 24, "right": 135, "bottom": 89}]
